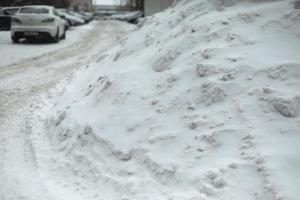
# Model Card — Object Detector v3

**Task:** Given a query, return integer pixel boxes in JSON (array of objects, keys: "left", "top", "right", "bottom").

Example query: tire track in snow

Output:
[
  {"left": 0, "top": 23, "right": 99, "bottom": 79},
  {"left": 0, "top": 20, "right": 134, "bottom": 200}
]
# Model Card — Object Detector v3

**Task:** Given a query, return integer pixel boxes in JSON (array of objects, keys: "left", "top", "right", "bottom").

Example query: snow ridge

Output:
[{"left": 37, "top": 0, "right": 300, "bottom": 200}]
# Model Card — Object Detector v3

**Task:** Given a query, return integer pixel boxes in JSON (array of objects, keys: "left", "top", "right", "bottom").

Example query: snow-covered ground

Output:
[
  {"left": 0, "top": 20, "right": 135, "bottom": 200},
  {"left": 42, "top": 1, "right": 300, "bottom": 200},
  {"left": 1, "top": 1, "right": 300, "bottom": 200}
]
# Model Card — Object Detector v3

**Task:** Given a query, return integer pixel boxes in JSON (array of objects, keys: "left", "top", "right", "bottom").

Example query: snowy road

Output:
[
  {"left": 0, "top": 21, "right": 134, "bottom": 200},
  {"left": 0, "top": 24, "right": 94, "bottom": 67}
]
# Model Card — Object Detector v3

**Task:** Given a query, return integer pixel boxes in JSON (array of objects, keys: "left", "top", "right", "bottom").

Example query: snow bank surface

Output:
[{"left": 46, "top": 1, "right": 300, "bottom": 200}]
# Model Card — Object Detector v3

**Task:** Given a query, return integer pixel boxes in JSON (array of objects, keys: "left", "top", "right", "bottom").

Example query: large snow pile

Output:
[{"left": 44, "top": 0, "right": 300, "bottom": 200}]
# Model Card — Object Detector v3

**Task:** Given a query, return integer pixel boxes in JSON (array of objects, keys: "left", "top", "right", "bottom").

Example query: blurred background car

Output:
[
  {"left": 59, "top": 14, "right": 70, "bottom": 31},
  {"left": 0, "top": 7, "right": 20, "bottom": 31},
  {"left": 11, "top": 6, "right": 66, "bottom": 43},
  {"left": 66, "top": 10, "right": 89, "bottom": 24},
  {"left": 57, "top": 9, "right": 85, "bottom": 26},
  {"left": 108, "top": 11, "right": 143, "bottom": 24},
  {"left": 79, "top": 11, "right": 94, "bottom": 22}
]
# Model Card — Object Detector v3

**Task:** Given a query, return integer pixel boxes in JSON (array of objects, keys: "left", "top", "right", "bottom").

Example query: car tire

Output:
[
  {"left": 52, "top": 27, "right": 60, "bottom": 43},
  {"left": 61, "top": 29, "right": 66, "bottom": 40},
  {"left": 11, "top": 36, "right": 19, "bottom": 44}
]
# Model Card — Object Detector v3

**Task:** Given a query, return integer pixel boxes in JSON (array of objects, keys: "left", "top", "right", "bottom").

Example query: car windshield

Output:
[
  {"left": 67, "top": 11, "right": 78, "bottom": 15},
  {"left": 19, "top": 7, "right": 49, "bottom": 14},
  {"left": 56, "top": 10, "right": 64, "bottom": 15}
]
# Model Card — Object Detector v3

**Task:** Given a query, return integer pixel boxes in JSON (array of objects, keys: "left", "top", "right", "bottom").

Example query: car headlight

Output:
[{"left": 42, "top": 17, "right": 55, "bottom": 23}]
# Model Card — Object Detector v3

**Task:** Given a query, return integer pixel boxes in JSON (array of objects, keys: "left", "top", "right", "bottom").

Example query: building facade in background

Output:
[
  {"left": 114, "top": 0, "right": 174, "bottom": 16},
  {"left": 69, "top": 0, "right": 93, "bottom": 11},
  {"left": 0, "top": 0, "right": 68, "bottom": 8},
  {"left": 144, "top": 0, "right": 173, "bottom": 16},
  {"left": 0, "top": 0, "right": 93, "bottom": 11}
]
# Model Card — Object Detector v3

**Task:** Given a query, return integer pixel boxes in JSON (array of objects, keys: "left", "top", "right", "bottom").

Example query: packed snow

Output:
[
  {"left": 42, "top": 1, "right": 300, "bottom": 200},
  {"left": 0, "top": 21, "right": 135, "bottom": 200},
  {"left": 5, "top": 0, "right": 300, "bottom": 200}
]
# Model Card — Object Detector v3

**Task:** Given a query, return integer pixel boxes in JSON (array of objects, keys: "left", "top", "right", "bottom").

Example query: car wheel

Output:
[
  {"left": 61, "top": 29, "right": 66, "bottom": 40},
  {"left": 52, "top": 27, "right": 60, "bottom": 43},
  {"left": 11, "top": 36, "right": 19, "bottom": 44}
]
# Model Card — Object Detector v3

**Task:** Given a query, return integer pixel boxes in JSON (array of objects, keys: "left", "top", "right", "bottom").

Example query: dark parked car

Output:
[
  {"left": 0, "top": 7, "right": 20, "bottom": 31},
  {"left": 57, "top": 9, "right": 85, "bottom": 26}
]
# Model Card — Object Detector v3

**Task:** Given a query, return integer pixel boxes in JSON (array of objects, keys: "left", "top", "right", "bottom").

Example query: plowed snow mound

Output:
[{"left": 45, "top": 1, "right": 300, "bottom": 200}]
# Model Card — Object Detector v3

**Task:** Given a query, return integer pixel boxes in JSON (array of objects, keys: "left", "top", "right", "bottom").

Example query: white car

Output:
[{"left": 11, "top": 6, "right": 66, "bottom": 43}]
